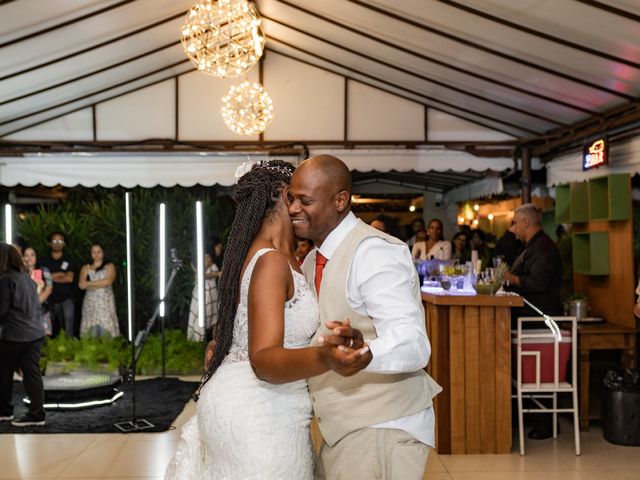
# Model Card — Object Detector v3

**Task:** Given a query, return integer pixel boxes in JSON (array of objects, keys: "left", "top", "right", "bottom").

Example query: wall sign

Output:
[{"left": 583, "top": 137, "right": 608, "bottom": 170}]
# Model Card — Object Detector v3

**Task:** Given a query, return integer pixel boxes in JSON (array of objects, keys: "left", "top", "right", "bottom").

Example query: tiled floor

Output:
[{"left": 1, "top": 396, "right": 638, "bottom": 479}]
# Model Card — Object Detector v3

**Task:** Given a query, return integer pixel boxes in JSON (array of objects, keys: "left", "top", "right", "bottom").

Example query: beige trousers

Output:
[{"left": 315, "top": 428, "right": 430, "bottom": 480}]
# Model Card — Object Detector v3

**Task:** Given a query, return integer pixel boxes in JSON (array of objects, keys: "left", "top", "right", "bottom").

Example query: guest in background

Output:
[
  {"left": 294, "top": 238, "right": 313, "bottom": 265},
  {"left": 412, "top": 218, "right": 451, "bottom": 260},
  {"left": 373, "top": 214, "right": 403, "bottom": 239},
  {"left": 406, "top": 217, "right": 426, "bottom": 248},
  {"left": 411, "top": 228, "right": 428, "bottom": 260},
  {"left": 503, "top": 204, "right": 563, "bottom": 324},
  {"left": 469, "top": 229, "right": 492, "bottom": 271},
  {"left": 187, "top": 241, "right": 223, "bottom": 341},
  {"left": 78, "top": 244, "right": 119, "bottom": 338},
  {"left": 38, "top": 232, "right": 76, "bottom": 337},
  {"left": 451, "top": 232, "right": 470, "bottom": 264},
  {"left": 370, "top": 217, "right": 388, "bottom": 233},
  {"left": 23, "top": 247, "right": 53, "bottom": 336},
  {"left": 0, "top": 243, "right": 46, "bottom": 427},
  {"left": 503, "top": 203, "right": 563, "bottom": 441},
  {"left": 634, "top": 276, "right": 640, "bottom": 318},
  {"left": 492, "top": 230, "right": 523, "bottom": 268}
]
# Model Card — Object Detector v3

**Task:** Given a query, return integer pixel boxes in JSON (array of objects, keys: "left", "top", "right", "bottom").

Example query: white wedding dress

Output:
[{"left": 165, "top": 248, "right": 319, "bottom": 479}]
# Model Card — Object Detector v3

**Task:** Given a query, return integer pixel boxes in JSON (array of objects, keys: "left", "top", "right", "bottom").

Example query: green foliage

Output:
[
  {"left": 41, "top": 329, "right": 204, "bottom": 376},
  {"left": 41, "top": 330, "right": 128, "bottom": 373},
  {"left": 136, "top": 329, "right": 205, "bottom": 376},
  {"left": 17, "top": 185, "right": 235, "bottom": 331}
]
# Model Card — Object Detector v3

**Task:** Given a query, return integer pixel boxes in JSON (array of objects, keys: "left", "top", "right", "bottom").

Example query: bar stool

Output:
[{"left": 513, "top": 316, "right": 580, "bottom": 456}]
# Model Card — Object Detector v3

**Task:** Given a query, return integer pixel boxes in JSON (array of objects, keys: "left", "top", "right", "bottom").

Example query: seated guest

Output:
[
  {"left": 503, "top": 204, "right": 563, "bottom": 441},
  {"left": 470, "top": 228, "right": 492, "bottom": 271},
  {"left": 0, "top": 243, "right": 46, "bottom": 427},
  {"left": 406, "top": 217, "right": 425, "bottom": 248},
  {"left": 412, "top": 218, "right": 452, "bottom": 260},
  {"left": 369, "top": 217, "right": 388, "bottom": 233},
  {"left": 78, "top": 244, "right": 119, "bottom": 338},
  {"left": 451, "top": 231, "right": 470, "bottom": 264},
  {"left": 294, "top": 238, "right": 313, "bottom": 265},
  {"left": 492, "top": 230, "right": 523, "bottom": 268},
  {"left": 634, "top": 274, "right": 640, "bottom": 318},
  {"left": 504, "top": 205, "right": 563, "bottom": 321},
  {"left": 23, "top": 247, "right": 53, "bottom": 336}
]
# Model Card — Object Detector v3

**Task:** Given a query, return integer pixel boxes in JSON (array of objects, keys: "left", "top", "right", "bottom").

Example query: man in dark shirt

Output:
[
  {"left": 504, "top": 204, "right": 563, "bottom": 322},
  {"left": 503, "top": 203, "right": 563, "bottom": 440},
  {"left": 38, "top": 232, "right": 76, "bottom": 337}
]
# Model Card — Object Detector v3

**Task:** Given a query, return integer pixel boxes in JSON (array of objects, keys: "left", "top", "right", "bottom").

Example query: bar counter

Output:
[{"left": 422, "top": 291, "right": 523, "bottom": 454}]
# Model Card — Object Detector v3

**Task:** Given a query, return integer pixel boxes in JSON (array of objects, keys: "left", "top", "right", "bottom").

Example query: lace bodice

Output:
[{"left": 223, "top": 248, "right": 319, "bottom": 365}]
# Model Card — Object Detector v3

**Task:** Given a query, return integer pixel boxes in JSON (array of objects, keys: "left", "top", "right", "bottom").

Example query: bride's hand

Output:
[{"left": 319, "top": 342, "right": 372, "bottom": 377}]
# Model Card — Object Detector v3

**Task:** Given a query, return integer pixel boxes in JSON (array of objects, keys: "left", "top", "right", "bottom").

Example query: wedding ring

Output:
[{"left": 348, "top": 338, "right": 354, "bottom": 348}]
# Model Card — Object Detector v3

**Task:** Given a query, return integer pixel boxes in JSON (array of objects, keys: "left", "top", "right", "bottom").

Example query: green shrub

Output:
[{"left": 41, "top": 329, "right": 204, "bottom": 376}]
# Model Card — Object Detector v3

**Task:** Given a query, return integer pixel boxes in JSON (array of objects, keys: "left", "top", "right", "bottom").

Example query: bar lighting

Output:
[
  {"left": 125, "top": 192, "right": 133, "bottom": 342},
  {"left": 159, "top": 203, "right": 166, "bottom": 318},
  {"left": 4, "top": 204, "right": 12, "bottom": 244},
  {"left": 195, "top": 201, "right": 205, "bottom": 329},
  {"left": 25, "top": 391, "right": 124, "bottom": 410}
]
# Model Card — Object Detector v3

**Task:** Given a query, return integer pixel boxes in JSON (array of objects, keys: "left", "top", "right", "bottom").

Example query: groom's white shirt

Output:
[{"left": 315, "top": 211, "right": 435, "bottom": 447}]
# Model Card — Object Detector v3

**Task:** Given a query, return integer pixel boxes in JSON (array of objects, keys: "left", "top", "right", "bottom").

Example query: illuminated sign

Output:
[{"left": 583, "top": 138, "right": 608, "bottom": 170}]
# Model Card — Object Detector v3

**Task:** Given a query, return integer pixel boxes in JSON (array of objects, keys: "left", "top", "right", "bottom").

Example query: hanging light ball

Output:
[
  {"left": 180, "top": 0, "right": 266, "bottom": 78},
  {"left": 221, "top": 81, "right": 274, "bottom": 135}
]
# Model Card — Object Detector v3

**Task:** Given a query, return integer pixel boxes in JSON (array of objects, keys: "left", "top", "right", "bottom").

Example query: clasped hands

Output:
[{"left": 318, "top": 318, "right": 372, "bottom": 377}]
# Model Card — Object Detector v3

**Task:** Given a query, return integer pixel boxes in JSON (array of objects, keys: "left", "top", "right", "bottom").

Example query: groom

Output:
[{"left": 286, "top": 155, "right": 441, "bottom": 479}]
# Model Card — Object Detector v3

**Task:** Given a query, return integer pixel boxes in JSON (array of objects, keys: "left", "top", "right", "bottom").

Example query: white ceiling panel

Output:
[{"left": 0, "top": 0, "right": 637, "bottom": 145}]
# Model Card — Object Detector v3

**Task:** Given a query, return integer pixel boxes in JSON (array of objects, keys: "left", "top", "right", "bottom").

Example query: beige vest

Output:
[{"left": 303, "top": 220, "right": 442, "bottom": 446}]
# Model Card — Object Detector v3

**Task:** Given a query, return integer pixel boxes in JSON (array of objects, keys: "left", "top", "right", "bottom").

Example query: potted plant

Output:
[{"left": 566, "top": 292, "right": 590, "bottom": 321}]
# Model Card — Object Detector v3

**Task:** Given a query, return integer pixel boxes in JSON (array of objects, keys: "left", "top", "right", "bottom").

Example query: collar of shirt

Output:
[
  {"left": 316, "top": 211, "right": 358, "bottom": 260},
  {"left": 525, "top": 229, "right": 545, "bottom": 248}
]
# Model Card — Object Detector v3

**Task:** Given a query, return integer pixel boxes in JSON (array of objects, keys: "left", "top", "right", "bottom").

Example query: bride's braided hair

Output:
[{"left": 196, "top": 160, "right": 295, "bottom": 395}]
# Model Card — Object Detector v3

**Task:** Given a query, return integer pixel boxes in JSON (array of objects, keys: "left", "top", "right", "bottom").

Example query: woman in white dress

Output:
[
  {"left": 78, "top": 244, "right": 119, "bottom": 337},
  {"left": 165, "top": 160, "right": 358, "bottom": 480},
  {"left": 186, "top": 240, "right": 222, "bottom": 341},
  {"left": 411, "top": 218, "right": 452, "bottom": 261}
]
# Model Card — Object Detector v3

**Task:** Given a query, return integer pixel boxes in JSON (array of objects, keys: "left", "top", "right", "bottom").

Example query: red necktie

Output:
[{"left": 315, "top": 252, "right": 328, "bottom": 296}]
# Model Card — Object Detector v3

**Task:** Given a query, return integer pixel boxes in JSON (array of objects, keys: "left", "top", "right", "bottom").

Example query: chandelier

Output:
[
  {"left": 181, "top": 0, "right": 266, "bottom": 78},
  {"left": 221, "top": 81, "right": 274, "bottom": 135}
]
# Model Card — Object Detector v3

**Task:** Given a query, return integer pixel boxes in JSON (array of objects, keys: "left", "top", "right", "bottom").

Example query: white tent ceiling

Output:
[
  {"left": 1, "top": 0, "right": 638, "bottom": 139},
  {"left": 0, "top": 0, "right": 638, "bottom": 189}
]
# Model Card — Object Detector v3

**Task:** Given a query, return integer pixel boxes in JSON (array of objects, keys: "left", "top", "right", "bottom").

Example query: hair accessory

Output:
[
  {"left": 234, "top": 159, "right": 259, "bottom": 179},
  {"left": 234, "top": 159, "right": 293, "bottom": 180}
]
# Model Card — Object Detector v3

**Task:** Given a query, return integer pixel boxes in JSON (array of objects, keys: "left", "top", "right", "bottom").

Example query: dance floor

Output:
[{"left": 0, "top": 376, "right": 638, "bottom": 479}]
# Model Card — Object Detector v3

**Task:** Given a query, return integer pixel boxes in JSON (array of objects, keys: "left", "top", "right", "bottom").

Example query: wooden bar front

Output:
[{"left": 422, "top": 292, "right": 523, "bottom": 454}]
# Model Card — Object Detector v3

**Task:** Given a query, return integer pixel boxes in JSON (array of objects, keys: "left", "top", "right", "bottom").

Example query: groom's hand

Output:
[
  {"left": 318, "top": 319, "right": 372, "bottom": 376},
  {"left": 320, "top": 318, "right": 366, "bottom": 350}
]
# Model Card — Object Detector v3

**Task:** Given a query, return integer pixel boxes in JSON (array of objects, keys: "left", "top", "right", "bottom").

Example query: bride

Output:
[{"left": 165, "top": 160, "right": 362, "bottom": 479}]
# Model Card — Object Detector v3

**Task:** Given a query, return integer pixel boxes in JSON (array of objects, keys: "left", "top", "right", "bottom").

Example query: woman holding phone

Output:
[{"left": 23, "top": 247, "right": 53, "bottom": 336}]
